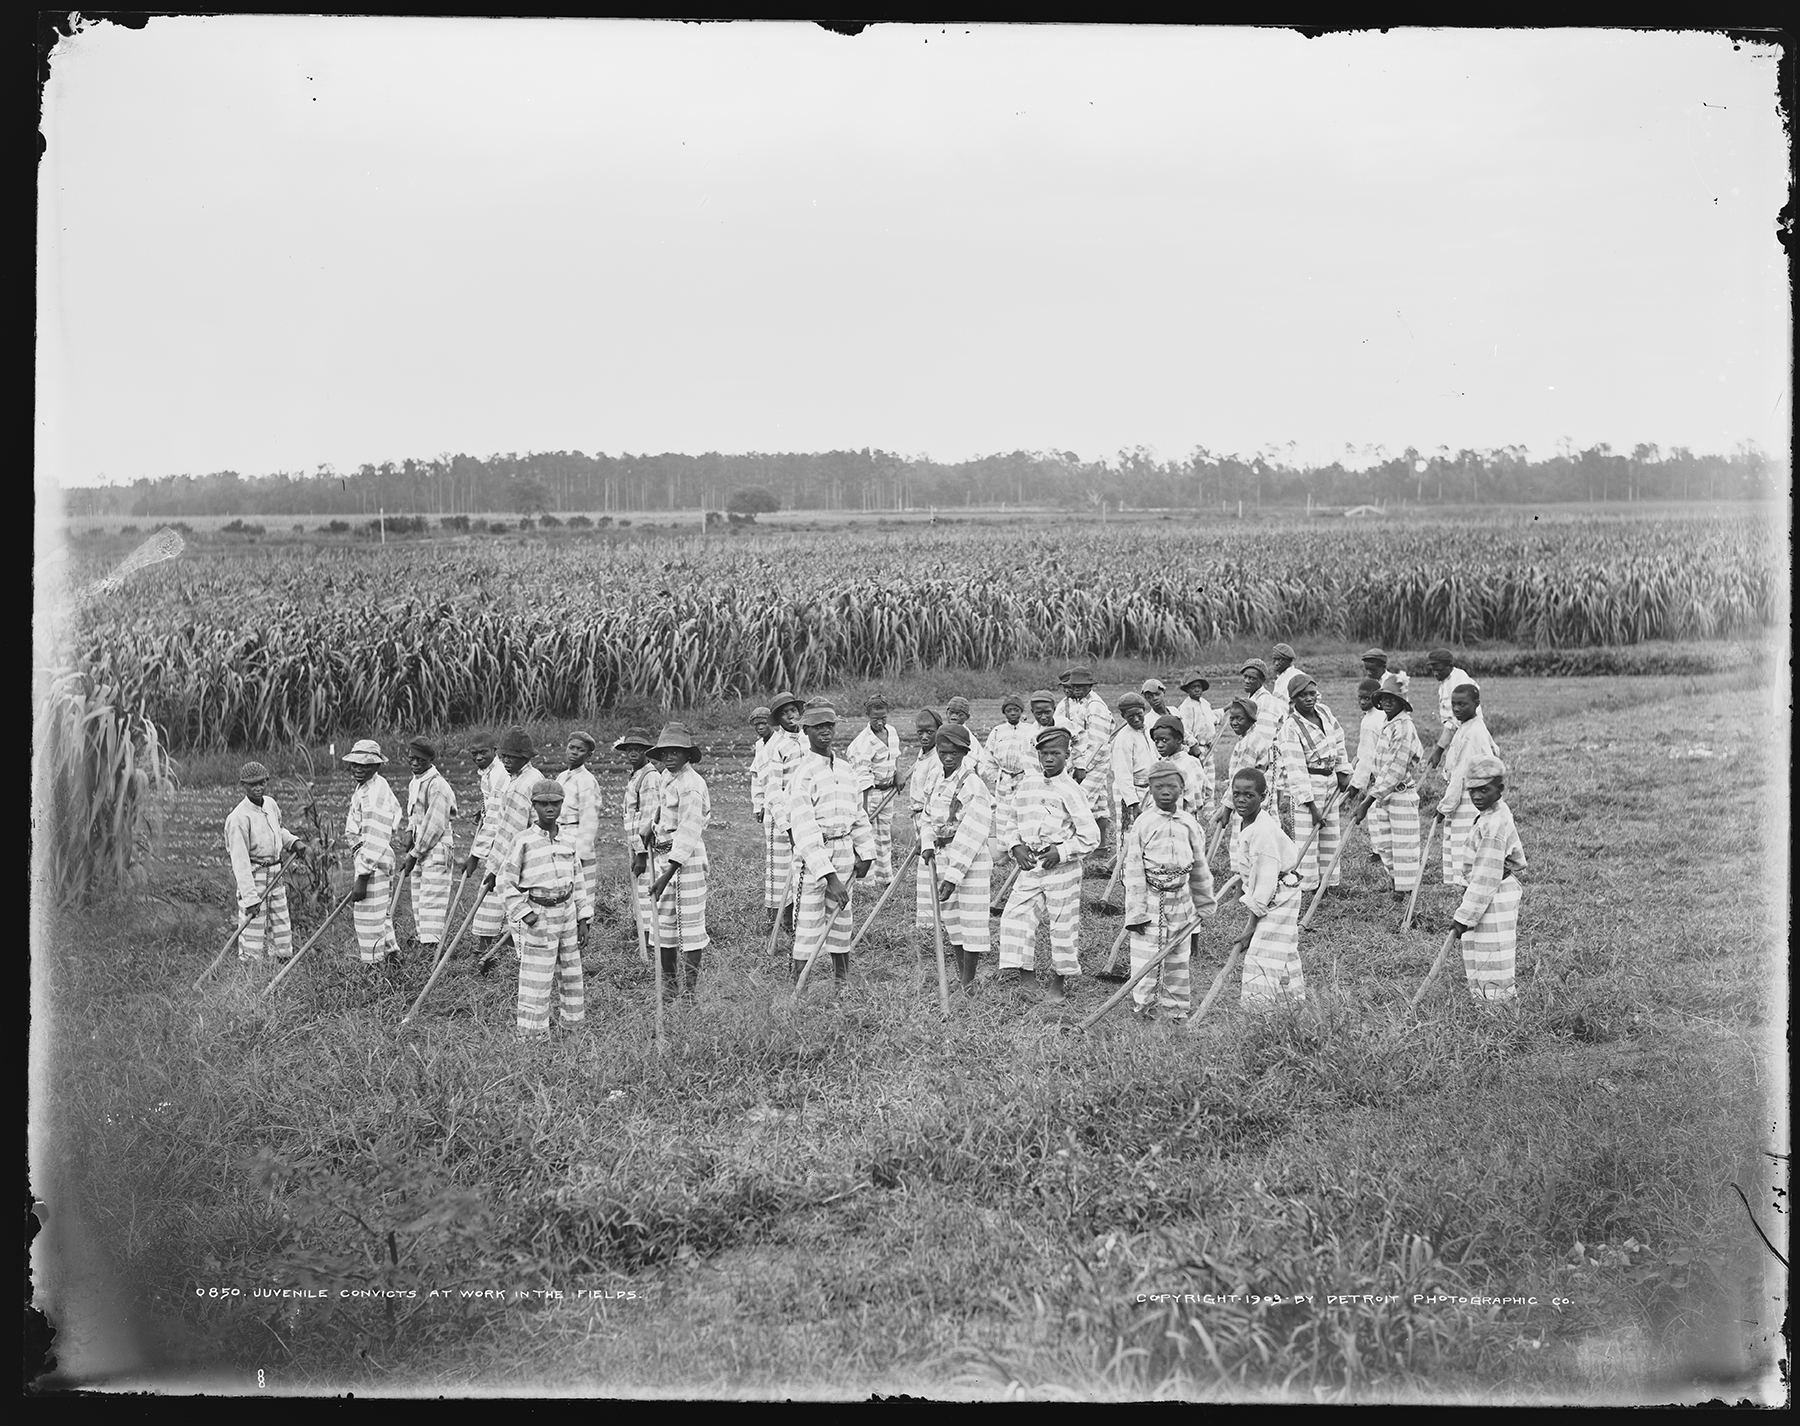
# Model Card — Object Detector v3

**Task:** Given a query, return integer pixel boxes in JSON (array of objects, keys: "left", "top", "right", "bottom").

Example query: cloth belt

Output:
[
  {"left": 871, "top": 780, "right": 897, "bottom": 791},
  {"left": 528, "top": 888, "right": 573, "bottom": 907},
  {"left": 1308, "top": 765, "right": 1338, "bottom": 775},
  {"left": 652, "top": 840, "right": 673, "bottom": 853},
  {"left": 252, "top": 856, "right": 282, "bottom": 866},
  {"left": 822, "top": 830, "right": 851, "bottom": 841}
]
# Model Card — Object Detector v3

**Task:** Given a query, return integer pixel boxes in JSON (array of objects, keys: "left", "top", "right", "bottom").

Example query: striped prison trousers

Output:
[
  {"left": 1370, "top": 788, "right": 1422, "bottom": 893},
  {"left": 999, "top": 859, "right": 1083, "bottom": 977},
  {"left": 1240, "top": 882, "right": 1305, "bottom": 1004},
  {"left": 791, "top": 837, "right": 858, "bottom": 963},
  {"left": 763, "top": 818, "right": 792, "bottom": 911},
  {"left": 1131, "top": 885, "right": 1196, "bottom": 1017},
  {"left": 1442, "top": 796, "right": 1478, "bottom": 889},
  {"left": 516, "top": 900, "right": 584, "bottom": 1033},
  {"left": 931, "top": 845, "right": 993, "bottom": 956},
  {"left": 408, "top": 843, "right": 456, "bottom": 945},
  {"left": 352, "top": 871, "right": 400, "bottom": 964},
  {"left": 1460, "top": 876, "right": 1521, "bottom": 1002},
  {"left": 867, "top": 796, "right": 896, "bottom": 884},
  {"left": 237, "top": 864, "right": 292, "bottom": 961},
  {"left": 652, "top": 861, "right": 709, "bottom": 954},
  {"left": 1295, "top": 771, "right": 1343, "bottom": 892}
]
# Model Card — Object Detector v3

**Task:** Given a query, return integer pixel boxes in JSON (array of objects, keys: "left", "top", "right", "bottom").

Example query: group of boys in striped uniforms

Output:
[{"left": 220, "top": 640, "right": 1525, "bottom": 1025}]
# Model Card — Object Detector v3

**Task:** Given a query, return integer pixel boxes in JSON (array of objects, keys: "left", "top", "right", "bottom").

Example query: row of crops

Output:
[{"left": 69, "top": 516, "right": 1784, "bottom": 751}]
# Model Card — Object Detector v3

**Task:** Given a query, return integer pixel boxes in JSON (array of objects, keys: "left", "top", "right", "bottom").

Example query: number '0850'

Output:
[{"left": 196, "top": 1287, "right": 241, "bottom": 1297}]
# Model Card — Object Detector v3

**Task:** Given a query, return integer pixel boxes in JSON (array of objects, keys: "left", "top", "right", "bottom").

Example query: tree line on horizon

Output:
[{"left": 62, "top": 440, "right": 1778, "bottom": 521}]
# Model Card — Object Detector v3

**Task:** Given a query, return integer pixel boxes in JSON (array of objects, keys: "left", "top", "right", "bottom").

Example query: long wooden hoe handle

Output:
[
  {"left": 399, "top": 873, "right": 479, "bottom": 1026},
  {"left": 765, "top": 856, "right": 797, "bottom": 959},
  {"left": 928, "top": 866, "right": 952, "bottom": 1019},
  {"left": 846, "top": 845, "right": 918, "bottom": 956},
  {"left": 259, "top": 889, "right": 356, "bottom": 999},
  {"left": 1189, "top": 944, "right": 1245, "bottom": 1027},
  {"left": 193, "top": 850, "right": 300, "bottom": 991},
  {"left": 1410, "top": 929, "right": 1459, "bottom": 1008},
  {"left": 989, "top": 860, "right": 1021, "bottom": 916},
  {"left": 1300, "top": 828, "right": 1352, "bottom": 931},
  {"left": 1398, "top": 817, "right": 1441, "bottom": 933},
  {"left": 791, "top": 874, "right": 838, "bottom": 997},
  {"left": 649, "top": 850, "right": 667, "bottom": 1053}
]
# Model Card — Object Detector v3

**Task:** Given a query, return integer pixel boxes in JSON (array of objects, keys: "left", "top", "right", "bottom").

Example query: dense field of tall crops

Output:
[{"left": 67, "top": 514, "right": 1783, "bottom": 752}]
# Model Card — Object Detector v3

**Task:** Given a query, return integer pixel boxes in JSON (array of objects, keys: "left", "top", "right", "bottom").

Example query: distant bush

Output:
[
  {"left": 291, "top": 524, "right": 305, "bottom": 534},
  {"left": 538, "top": 514, "right": 562, "bottom": 529},
  {"left": 595, "top": 516, "right": 612, "bottom": 529},
  {"left": 469, "top": 519, "right": 489, "bottom": 533},
  {"left": 439, "top": 515, "right": 470, "bottom": 533},
  {"left": 488, "top": 520, "right": 511, "bottom": 534},
  {"left": 118, "top": 525, "right": 139, "bottom": 537},
  {"left": 727, "top": 485, "right": 779, "bottom": 516},
  {"left": 152, "top": 521, "right": 195, "bottom": 537},
  {"left": 565, "top": 515, "right": 592, "bottom": 529},
  {"left": 704, "top": 511, "right": 725, "bottom": 530},
  {"left": 378, "top": 515, "right": 428, "bottom": 536},
  {"left": 618, "top": 518, "right": 632, "bottom": 528},
  {"left": 518, "top": 518, "right": 536, "bottom": 532},
  {"left": 221, "top": 519, "right": 267, "bottom": 537},
  {"left": 325, "top": 520, "right": 350, "bottom": 534}
]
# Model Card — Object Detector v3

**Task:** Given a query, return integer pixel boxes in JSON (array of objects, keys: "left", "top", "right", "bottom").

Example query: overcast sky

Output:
[{"left": 36, "top": 20, "right": 1790, "bottom": 487}]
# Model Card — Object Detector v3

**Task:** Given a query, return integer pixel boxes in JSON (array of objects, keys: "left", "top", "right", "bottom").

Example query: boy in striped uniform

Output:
[
  {"left": 1240, "top": 659, "right": 1290, "bottom": 832},
  {"left": 1176, "top": 671, "right": 1219, "bottom": 806},
  {"left": 1223, "top": 767, "right": 1306, "bottom": 1004},
  {"left": 1424, "top": 648, "right": 1479, "bottom": 775},
  {"left": 1140, "top": 678, "right": 1173, "bottom": 721},
  {"left": 224, "top": 761, "right": 307, "bottom": 962},
  {"left": 1350, "top": 674, "right": 1426, "bottom": 903},
  {"left": 557, "top": 731, "right": 602, "bottom": 914},
  {"left": 1214, "top": 697, "right": 1279, "bottom": 843},
  {"left": 762, "top": 691, "right": 806, "bottom": 929},
  {"left": 747, "top": 704, "right": 774, "bottom": 826},
  {"left": 786, "top": 706, "right": 875, "bottom": 989},
  {"left": 846, "top": 694, "right": 903, "bottom": 886},
  {"left": 400, "top": 739, "right": 457, "bottom": 954},
  {"left": 1123, "top": 761, "right": 1218, "bottom": 1020},
  {"left": 944, "top": 695, "right": 974, "bottom": 730},
  {"left": 1110, "top": 692, "right": 1158, "bottom": 841},
  {"left": 908, "top": 709, "right": 944, "bottom": 936},
  {"left": 616, "top": 726, "right": 659, "bottom": 961},
  {"left": 1347, "top": 677, "right": 1386, "bottom": 862},
  {"left": 1149, "top": 715, "right": 1207, "bottom": 816},
  {"left": 922, "top": 722, "right": 993, "bottom": 989},
  {"left": 461, "top": 730, "right": 505, "bottom": 879},
  {"left": 997, "top": 726, "right": 1100, "bottom": 1002},
  {"left": 646, "top": 724, "right": 712, "bottom": 998},
  {"left": 499, "top": 779, "right": 591, "bottom": 1038},
  {"left": 341, "top": 740, "right": 402, "bottom": 966},
  {"left": 474, "top": 727, "right": 541, "bottom": 971},
  {"left": 1268, "top": 644, "right": 1305, "bottom": 715},
  {"left": 1055, "top": 666, "right": 1115, "bottom": 861},
  {"left": 1273, "top": 674, "right": 1353, "bottom": 894},
  {"left": 1450, "top": 757, "right": 1526, "bottom": 1003},
  {"left": 982, "top": 694, "right": 1034, "bottom": 814},
  {"left": 1435, "top": 684, "right": 1499, "bottom": 889}
]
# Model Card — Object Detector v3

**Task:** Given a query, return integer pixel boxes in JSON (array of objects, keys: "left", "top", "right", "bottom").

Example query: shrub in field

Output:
[
  {"left": 539, "top": 514, "right": 562, "bottom": 528},
  {"left": 566, "top": 515, "right": 592, "bottom": 529},
  {"left": 32, "top": 669, "right": 175, "bottom": 906},
  {"left": 292, "top": 524, "right": 305, "bottom": 534},
  {"left": 119, "top": 524, "right": 139, "bottom": 536},
  {"left": 440, "top": 515, "right": 471, "bottom": 533},
  {"left": 221, "top": 519, "right": 266, "bottom": 537},
  {"left": 325, "top": 520, "right": 350, "bottom": 534}
]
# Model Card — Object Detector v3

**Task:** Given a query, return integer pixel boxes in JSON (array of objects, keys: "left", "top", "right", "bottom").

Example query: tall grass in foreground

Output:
[{"left": 32, "top": 669, "right": 176, "bottom": 907}]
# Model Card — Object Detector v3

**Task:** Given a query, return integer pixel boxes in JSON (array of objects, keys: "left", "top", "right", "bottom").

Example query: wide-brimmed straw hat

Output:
[
  {"left": 1177, "top": 669, "right": 1210, "bottom": 693},
  {"left": 613, "top": 725, "right": 655, "bottom": 750},
  {"left": 1374, "top": 673, "right": 1413, "bottom": 713},
  {"left": 768, "top": 691, "right": 803, "bottom": 720},
  {"left": 341, "top": 739, "right": 384, "bottom": 766}
]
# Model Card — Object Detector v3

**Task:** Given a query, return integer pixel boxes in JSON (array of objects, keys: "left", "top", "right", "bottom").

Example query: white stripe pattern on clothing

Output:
[
  {"left": 1454, "top": 799, "right": 1526, "bottom": 1001},
  {"left": 236, "top": 867, "right": 292, "bottom": 961},
  {"left": 1231, "top": 811, "right": 1304, "bottom": 1002},
  {"left": 473, "top": 765, "right": 539, "bottom": 938},
  {"left": 1124, "top": 805, "right": 1218, "bottom": 1015},
  {"left": 924, "top": 767, "right": 993, "bottom": 955},
  {"left": 225, "top": 795, "right": 299, "bottom": 909},
  {"left": 651, "top": 764, "right": 711, "bottom": 953}
]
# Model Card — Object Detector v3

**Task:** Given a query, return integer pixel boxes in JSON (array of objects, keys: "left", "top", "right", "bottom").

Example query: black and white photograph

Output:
[{"left": 30, "top": 16, "right": 1790, "bottom": 1402}]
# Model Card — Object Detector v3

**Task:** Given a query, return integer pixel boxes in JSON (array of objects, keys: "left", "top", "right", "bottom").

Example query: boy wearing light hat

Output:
[
  {"left": 224, "top": 761, "right": 307, "bottom": 962},
  {"left": 646, "top": 724, "right": 712, "bottom": 997},
  {"left": 1110, "top": 692, "right": 1158, "bottom": 839},
  {"left": 944, "top": 695, "right": 974, "bottom": 728},
  {"left": 1347, "top": 677, "right": 1388, "bottom": 863},
  {"left": 846, "top": 694, "right": 903, "bottom": 886},
  {"left": 401, "top": 739, "right": 457, "bottom": 955},
  {"left": 1449, "top": 757, "right": 1526, "bottom": 1003},
  {"left": 1140, "top": 679, "right": 1172, "bottom": 720},
  {"left": 761, "top": 692, "right": 806, "bottom": 927},
  {"left": 747, "top": 705, "right": 774, "bottom": 828},
  {"left": 556, "top": 732, "right": 602, "bottom": 916},
  {"left": 996, "top": 725, "right": 1100, "bottom": 1002},
  {"left": 1435, "top": 684, "right": 1499, "bottom": 890},
  {"left": 982, "top": 695, "right": 1035, "bottom": 856},
  {"left": 922, "top": 722, "right": 994, "bottom": 988},
  {"left": 615, "top": 726, "right": 661, "bottom": 959},
  {"left": 1055, "top": 666, "right": 1115, "bottom": 859},
  {"left": 474, "top": 727, "right": 541, "bottom": 970},
  {"left": 1424, "top": 648, "right": 1478, "bottom": 774},
  {"left": 1272, "top": 675, "right": 1353, "bottom": 894},
  {"left": 1175, "top": 671, "right": 1219, "bottom": 804},
  {"left": 1122, "top": 761, "right": 1218, "bottom": 1019},
  {"left": 341, "top": 739, "right": 402, "bottom": 966},
  {"left": 499, "top": 779, "right": 592, "bottom": 1037},
  {"left": 908, "top": 709, "right": 945, "bottom": 935},
  {"left": 1350, "top": 674, "right": 1426, "bottom": 901},
  {"left": 786, "top": 706, "right": 875, "bottom": 988}
]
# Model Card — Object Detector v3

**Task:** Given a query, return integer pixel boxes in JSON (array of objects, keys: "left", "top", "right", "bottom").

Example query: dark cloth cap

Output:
[
  {"left": 1151, "top": 713, "right": 1186, "bottom": 739},
  {"left": 934, "top": 723, "right": 972, "bottom": 752},
  {"left": 1428, "top": 647, "right": 1454, "bottom": 664},
  {"left": 498, "top": 727, "right": 535, "bottom": 758},
  {"left": 1034, "top": 726, "right": 1073, "bottom": 750},
  {"left": 1118, "top": 692, "right": 1147, "bottom": 712},
  {"left": 1226, "top": 697, "right": 1259, "bottom": 723},
  {"left": 406, "top": 738, "right": 438, "bottom": 762},
  {"left": 914, "top": 708, "right": 943, "bottom": 730},
  {"left": 566, "top": 731, "right": 597, "bottom": 753},
  {"left": 613, "top": 726, "right": 655, "bottom": 750},
  {"left": 800, "top": 706, "right": 837, "bottom": 728}
]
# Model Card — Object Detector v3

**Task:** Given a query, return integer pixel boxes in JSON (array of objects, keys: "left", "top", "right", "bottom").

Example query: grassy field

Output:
[{"left": 30, "top": 655, "right": 1788, "bottom": 1400}]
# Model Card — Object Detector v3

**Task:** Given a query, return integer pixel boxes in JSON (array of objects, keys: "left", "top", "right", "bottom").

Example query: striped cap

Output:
[
  {"left": 800, "top": 705, "right": 838, "bottom": 728},
  {"left": 1465, "top": 756, "right": 1506, "bottom": 787},
  {"left": 238, "top": 761, "right": 271, "bottom": 783},
  {"left": 946, "top": 696, "right": 972, "bottom": 715}
]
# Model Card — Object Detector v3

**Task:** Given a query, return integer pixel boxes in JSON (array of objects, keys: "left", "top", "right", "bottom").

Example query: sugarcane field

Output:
[{"left": 31, "top": 20, "right": 1789, "bottom": 1407}]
